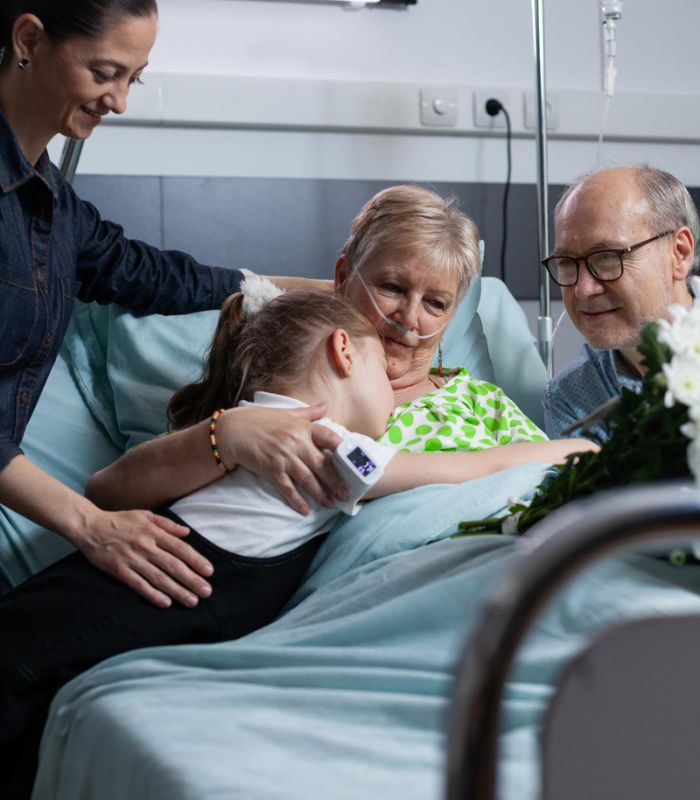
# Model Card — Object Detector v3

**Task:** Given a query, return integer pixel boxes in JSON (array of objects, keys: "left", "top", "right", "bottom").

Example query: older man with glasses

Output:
[{"left": 542, "top": 165, "right": 699, "bottom": 440}]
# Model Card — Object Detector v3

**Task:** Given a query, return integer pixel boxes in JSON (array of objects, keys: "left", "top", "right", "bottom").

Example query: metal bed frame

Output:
[{"left": 446, "top": 481, "right": 700, "bottom": 799}]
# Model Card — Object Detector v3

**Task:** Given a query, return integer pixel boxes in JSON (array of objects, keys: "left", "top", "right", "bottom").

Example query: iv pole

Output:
[
  {"left": 532, "top": 0, "right": 552, "bottom": 374},
  {"left": 58, "top": 138, "right": 84, "bottom": 183}
]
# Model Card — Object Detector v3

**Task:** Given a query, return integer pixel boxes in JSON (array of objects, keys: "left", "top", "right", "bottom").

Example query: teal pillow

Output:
[
  {"left": 105, "top": 307, "right": 219, "bottom": 448},
  {"left": 65, "top": 273, "right": 495, "bottom": 450},
  {"left": 478, "top": 277, "right": 547, "bottom": 427}
]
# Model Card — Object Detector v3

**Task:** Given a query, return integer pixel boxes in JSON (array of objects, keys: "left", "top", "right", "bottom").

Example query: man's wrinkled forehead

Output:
[{"left": 555, "top": 173, "right": 651, "bottom": 251}]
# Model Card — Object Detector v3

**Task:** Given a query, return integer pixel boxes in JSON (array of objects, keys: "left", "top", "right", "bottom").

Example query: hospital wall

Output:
[{"left": 50, "top": 0, "right": 700, "bottom": 374}]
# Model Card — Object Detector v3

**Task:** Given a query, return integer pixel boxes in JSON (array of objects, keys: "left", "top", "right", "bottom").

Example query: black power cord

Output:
[{"left": 485, "top": 98, "right": 512, "bottom": 285}]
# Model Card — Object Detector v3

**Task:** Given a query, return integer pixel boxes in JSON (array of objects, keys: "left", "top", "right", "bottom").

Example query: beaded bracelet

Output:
[{"left": 209, "top": 408, "right": 231, "bottom": 474}]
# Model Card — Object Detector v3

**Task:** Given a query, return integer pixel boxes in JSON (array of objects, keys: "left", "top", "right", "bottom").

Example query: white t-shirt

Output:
[{"left": 170, "top": 392, "right": 396, "bottom": 558}]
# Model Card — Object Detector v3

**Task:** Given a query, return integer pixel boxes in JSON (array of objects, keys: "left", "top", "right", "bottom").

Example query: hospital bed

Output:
[{"left": 2, "top": 275, "right": 699, "bottom": 798}]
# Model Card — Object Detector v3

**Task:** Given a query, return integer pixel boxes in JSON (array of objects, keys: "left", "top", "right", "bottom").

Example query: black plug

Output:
[{"left": 485, "top": 98, "right": 504, "bottom": 117}]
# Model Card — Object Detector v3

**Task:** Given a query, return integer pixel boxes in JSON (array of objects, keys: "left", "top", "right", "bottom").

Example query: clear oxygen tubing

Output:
[{"left": 349, "top": 267, "right": 449, "bottom": 341}]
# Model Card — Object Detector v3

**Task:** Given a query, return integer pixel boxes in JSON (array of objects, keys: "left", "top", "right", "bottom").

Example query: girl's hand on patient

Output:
[
  {"left": 217, "top": 404, "right": 347, "bottom": 515},
  {"left": 73, "top": 508, "right": 213, "bottom": 609}
]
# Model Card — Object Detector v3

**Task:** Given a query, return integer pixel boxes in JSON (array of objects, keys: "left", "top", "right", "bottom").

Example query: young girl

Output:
[{"left": 0, "top": 284, "right": 593, "bottom": 798}]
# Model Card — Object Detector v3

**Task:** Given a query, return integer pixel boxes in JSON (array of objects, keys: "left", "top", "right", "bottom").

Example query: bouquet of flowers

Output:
[{"left": 458, "top": 280, "right": 700, "bottom": 537}]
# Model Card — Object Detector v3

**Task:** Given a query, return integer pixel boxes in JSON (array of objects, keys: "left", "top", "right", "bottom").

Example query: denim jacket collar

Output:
[{"left": 0, "top": 106, "right": 57, "bottom": 197}]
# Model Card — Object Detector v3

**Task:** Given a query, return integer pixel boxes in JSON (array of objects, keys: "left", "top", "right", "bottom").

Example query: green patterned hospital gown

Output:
[{"left": 378, "top": 368, "right": 546, "bottom": 452}]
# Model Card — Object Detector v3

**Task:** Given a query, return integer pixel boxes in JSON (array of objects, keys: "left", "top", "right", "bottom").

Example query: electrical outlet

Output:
[
  {"left": 523, "top": 91, "right": 560, "bottom": 131},
  {"left": 420, "top": 87, "right": 458, "bottom": 127},
  {"left": 473, "top": 90, "right": 514, "bottom": 129}
]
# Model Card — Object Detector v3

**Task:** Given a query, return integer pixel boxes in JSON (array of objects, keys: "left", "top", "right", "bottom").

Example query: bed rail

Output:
[{"left": 445, "top": 480, "right": 700, "bottom": 800}]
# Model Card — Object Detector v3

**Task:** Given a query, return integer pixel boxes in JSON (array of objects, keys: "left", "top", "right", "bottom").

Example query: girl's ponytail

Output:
[{"left": 167, "top": 293, "right": 247, "bottom": 430}]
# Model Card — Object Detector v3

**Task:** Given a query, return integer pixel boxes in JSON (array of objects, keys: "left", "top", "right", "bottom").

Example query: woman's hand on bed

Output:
[
  {"left": 75, "top": 508, "right": 214, "bottom": 609},
  {"left": 217, "top": 404, "right": 348, "bottom": 516}
]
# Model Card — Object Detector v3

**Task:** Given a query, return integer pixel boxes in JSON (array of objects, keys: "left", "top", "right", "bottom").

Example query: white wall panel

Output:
[
  {"left": 47, "top": 0, "right": 700, "bottom": 184},
  {"left": 48, "top": 117, "right": 700, "bottom": 188},
  {"left": 150, "top": 0, "right": 698, "bottom": 96}
]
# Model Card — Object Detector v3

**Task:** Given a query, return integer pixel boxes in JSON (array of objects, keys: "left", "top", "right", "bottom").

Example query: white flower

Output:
[
  {"left": 662, "top": 352, "right": 700, "bottom": 409},
  {"left": 690, "top": 275, "right": 700, "bottom": 304},
  {"left": 501, "top": 511, "right": 523, "bottom": 535},
  {"left": 240, "top": 275, "right": 285, "bottom": 317},
  {"left": 680, "top": 420, "right": 698, "bottom": 440},
  {"left": 687, "top": 437, "right": 700, "bottom": 484},
  {"left": 657, "top": 305, "right": 700, "bottom": 357},
  {"left": 682, "top": 399, "right": 700, "bottom": 487}
]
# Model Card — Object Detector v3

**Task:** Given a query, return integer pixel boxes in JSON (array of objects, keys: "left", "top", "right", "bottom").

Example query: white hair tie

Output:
[{"left": 240, "top": 275, "right": 285, "bottom": 318}]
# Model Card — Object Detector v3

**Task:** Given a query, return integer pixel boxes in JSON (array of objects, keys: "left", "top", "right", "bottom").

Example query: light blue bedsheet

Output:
[{"left": 33, "top": 464, "right": 700, "bottom": 800}]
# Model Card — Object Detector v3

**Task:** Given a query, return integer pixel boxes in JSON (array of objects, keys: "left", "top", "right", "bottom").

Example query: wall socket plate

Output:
[
  {"left": 473, "top": 90, "right": 515, "bottom": 129},
  {"left": 523, "top": 91, "right": 560, "bottom": 131},
  {"left": 420, "top": 87, "right": 458, "bottom": 127}
]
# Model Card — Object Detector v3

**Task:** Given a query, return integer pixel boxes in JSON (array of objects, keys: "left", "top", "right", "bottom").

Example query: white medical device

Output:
[{"left": 333, "top": 439, "right": 384, "bottom": 495}]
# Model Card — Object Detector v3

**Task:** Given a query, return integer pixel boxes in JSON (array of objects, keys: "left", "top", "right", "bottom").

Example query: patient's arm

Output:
[
  {"left": 86, "top": 403, "right": 348, "bottom": 516},
  {"left": 365, "top": 438, "right": 599, "bottom": 498}
]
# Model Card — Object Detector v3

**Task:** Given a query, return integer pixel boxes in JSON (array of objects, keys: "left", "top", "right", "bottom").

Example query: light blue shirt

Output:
[{"left": 543, "top": 344, "right": 642, "bottom": 441}]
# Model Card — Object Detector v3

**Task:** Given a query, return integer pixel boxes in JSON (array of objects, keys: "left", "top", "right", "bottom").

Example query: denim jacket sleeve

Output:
[{"left": 61, "top": 173, "right": 243, "bottom": 314}]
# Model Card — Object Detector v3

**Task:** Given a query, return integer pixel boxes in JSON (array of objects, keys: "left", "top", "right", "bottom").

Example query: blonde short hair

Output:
[{"left": 342, "top": 185, "right": 481, "bottom": 297}]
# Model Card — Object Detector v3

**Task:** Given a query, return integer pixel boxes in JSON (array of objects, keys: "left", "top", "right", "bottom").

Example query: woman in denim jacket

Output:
[{"left": 0, "top": 0, "right": 343, "bottom": 607}]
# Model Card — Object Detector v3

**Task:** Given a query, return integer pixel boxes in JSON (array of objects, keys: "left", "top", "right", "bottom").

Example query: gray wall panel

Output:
[
  {"left": 157, "top": 176, "right": 565, "bottom": 298},
  {"left": 73, "top": 176, "right": 164, "bottom": 248},
  {"left": 71, "top": 176, "right": 700, "bottom": 301}
]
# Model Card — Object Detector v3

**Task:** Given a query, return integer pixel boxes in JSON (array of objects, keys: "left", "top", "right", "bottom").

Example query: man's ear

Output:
[
  {"left": 671, "top": 226, "right": 695, "bottom": 282},
  {"left": 335, "top": 256, "right": 350, "bottom": 294},
  {"left": 328, "top": 328, "right": 353, "bottom": 377}
]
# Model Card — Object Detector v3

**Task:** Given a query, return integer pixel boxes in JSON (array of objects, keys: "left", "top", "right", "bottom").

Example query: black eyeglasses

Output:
[{"left": 542, "top": 230, "right": 675, "bottom": 287}]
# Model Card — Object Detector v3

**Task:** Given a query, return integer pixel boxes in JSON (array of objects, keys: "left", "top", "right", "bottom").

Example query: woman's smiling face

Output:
[
  {"left": 337, "top": 253, "right": 460, "bottom": 391},
  {"left": 28, "top": 11, "right": 157, "bottom": 140}
]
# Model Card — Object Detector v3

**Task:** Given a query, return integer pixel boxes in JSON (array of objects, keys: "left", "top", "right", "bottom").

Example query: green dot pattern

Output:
[{"left": 378, "top": 368, "right": 547, "bottom": 453}]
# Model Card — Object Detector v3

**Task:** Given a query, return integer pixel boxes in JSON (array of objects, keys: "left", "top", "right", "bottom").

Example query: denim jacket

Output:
[{"left": 0, "top": 110, "right": 243, "bottom": 473}]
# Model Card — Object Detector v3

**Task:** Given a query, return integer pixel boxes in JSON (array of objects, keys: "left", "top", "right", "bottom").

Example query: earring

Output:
[
  {"left": 17, "top": 58, "right": 29, "bottom": 71},
  {"left": 0, "top": 48, "right": 6, "bottom": 67},
  {"left": 437, "top": 343, "right": 444, "bottom": 376}
]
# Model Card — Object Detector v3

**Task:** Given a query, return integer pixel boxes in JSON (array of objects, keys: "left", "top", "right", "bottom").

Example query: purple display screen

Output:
[{"left": 347, "top": 446, "right": 377, "bottom": 477}]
